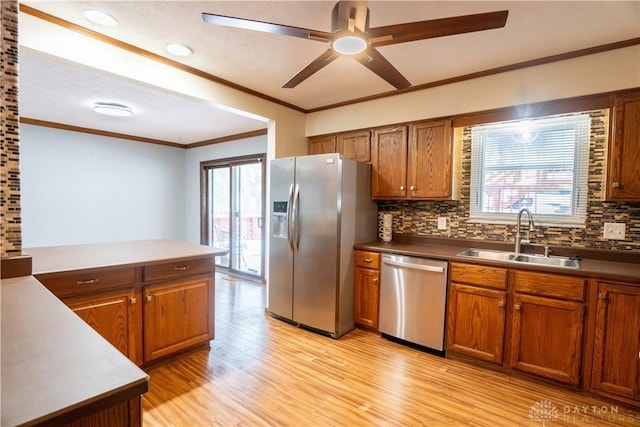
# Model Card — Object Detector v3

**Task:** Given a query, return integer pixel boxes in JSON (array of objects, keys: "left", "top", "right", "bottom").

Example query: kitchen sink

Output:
[{"left": 457, "top": 248, "right": 581, "bottom": 269}]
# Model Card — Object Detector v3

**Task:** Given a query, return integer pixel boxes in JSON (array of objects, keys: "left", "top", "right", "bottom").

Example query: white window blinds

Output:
[{"left": 470, "top": 113, "right": 591, "bottom": 226}]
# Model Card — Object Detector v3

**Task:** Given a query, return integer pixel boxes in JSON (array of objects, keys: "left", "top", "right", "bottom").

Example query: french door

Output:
[{"left": 201, "top": 155, "right": 265, "bottom": 279}]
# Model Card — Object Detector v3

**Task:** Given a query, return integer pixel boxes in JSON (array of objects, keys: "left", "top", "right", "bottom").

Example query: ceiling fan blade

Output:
[
  {"left": 202, "top": 12, "right": 331, "bottom": 42},
  {"left": 283, "top": 49, "right": 341, "bottom": 88},
  {"left": 353, "top": 46, "right": 411, "bottom": 89},
  {"left": 368, "top": 10, "right": 508, "bottom": 47},
  {"left": 331, "top": 1, "right": 369, "bottom": 32}
]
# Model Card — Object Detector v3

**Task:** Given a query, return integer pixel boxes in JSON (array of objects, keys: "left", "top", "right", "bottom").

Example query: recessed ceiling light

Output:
[
  {"left": 93, "top": 102, "right": 133, "bottom": 117},
  {"left": 83, "top": 9, "right": 119, "bottom": 27},
  {"left": 165, "top": 43, "right": 193, "bottom": 57}
]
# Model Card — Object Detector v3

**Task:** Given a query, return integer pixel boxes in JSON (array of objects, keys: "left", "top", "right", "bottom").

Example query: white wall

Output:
[
  {"left": 183, "top": 134, "right": 268, "bottom": 244},
  {"left": 20, "top": 124, "right": 186, "bottom": 247},
  {"left": 306, "top": 45, "right": 640, "bottom": 136}
]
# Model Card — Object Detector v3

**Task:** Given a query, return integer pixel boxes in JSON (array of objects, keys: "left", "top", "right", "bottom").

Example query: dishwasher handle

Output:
[{"left": 383, "top": 258, "right": 445, "bottom": 273}]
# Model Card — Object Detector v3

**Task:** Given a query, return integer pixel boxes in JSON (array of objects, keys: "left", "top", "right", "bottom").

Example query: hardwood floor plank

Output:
[{"left": 143, "top": 274, "right": 639, "bottom": 426}]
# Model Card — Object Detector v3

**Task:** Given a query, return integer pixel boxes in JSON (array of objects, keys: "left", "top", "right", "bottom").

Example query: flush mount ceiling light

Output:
[
  {"left": 165, "top": 43, "right": 193, "bottom": 57},
  {"left": 93, "top": 102, "right": 133, "bottom": 117},
  {"left": 82, "top": 9, "right": 119, "bottom": 27},
  {"left": 331, "top": 33, "right": 367, "bottom": 55}
]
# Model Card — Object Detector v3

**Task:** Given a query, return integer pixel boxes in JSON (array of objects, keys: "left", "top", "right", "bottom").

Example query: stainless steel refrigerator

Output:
[{"left": 269, "top": 153, "right": 377, "bottom": 338}]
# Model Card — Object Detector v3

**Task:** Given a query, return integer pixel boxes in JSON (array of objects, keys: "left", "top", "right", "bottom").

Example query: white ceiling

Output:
[{"left": 18, "top": 1, "right": 640, "bottom": 145}]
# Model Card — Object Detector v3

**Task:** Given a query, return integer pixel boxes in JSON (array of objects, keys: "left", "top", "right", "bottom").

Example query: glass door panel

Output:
[
  {"left": 202, "top": 155, "right": 264, "bottom": 280},
  {"left": 211, "top": 167, "right": 230, "bottom": 269},
  {"left": 231, "top": 162, "right": 263, "bottom": 276}
]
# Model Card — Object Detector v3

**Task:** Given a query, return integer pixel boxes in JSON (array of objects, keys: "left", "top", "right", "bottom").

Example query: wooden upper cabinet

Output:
[
  {"left": 371, "top": 126, "right": 409, "bottom": 198},
  {"left": 607, "top": 91, "right": 640, "bottom": 200},
  {"left": 308, "top": 135, "right": 336, "bottom": 155},
  {"left": 371, "top": 120, "right": 456, "bottom": 200},
  {"left": 408, "top": 120, "right": 454, "bottom": 199},
  {"left": 337, "top": 130, "right": 371, "bottom": 162},
  {"left": 591, "top": 282, "right": 640, "bottom": 401}
]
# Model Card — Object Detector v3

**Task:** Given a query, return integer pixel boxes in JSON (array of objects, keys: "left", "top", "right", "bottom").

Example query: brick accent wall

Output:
[
  {"left": 379, "top": 110, "right": 640, "bottom": 252},
  {"left": 1, "top": 0, "right": 21, "bottom": 257}
]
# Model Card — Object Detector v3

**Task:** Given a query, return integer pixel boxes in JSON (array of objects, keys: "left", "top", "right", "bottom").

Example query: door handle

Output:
[
  {"left": 287, "top": 184, "right": 294, "bottom": 252},
  {"left": 292, "top": 184, "right": 300, "bottom": 253},
  {"left": 383, "top": 259, "right": 444, "bottom": 273}
]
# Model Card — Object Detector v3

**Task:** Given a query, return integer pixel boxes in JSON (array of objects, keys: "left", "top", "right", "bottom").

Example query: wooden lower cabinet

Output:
[
  {"left": 510, "top": 293, "right": 584, "bottom": 385},
  {"left": 509, "top": 270, "right": 587, "bottom": 385},
  {"left": 447, "top": 284, "right": 506, "bottom": 364},
  {"left": 64, "top": 288, "right": 142, "bottom": 365},
  {"left": 446, "top": 263, "right": 507, "bottom": 364},
  {"left": 354, "top": 250, "right": 381, "bottom": 330},
  {"left": 143, "top": 275, "right": 215, "bottom": 362},
  {"left": 591, "top": 281, "right": 640, "bottom": 401}
]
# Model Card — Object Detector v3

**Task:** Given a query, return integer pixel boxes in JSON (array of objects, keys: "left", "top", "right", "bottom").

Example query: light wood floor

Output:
[{"left": 143, "top": 273, "right": 639, "bottom": 426}]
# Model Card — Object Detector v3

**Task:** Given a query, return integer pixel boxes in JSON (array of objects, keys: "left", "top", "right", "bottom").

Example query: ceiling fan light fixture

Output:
[
  {"left": 93, "top": 102, "right": 133, "bottom": 117},
  {"left": 165, "top": 43, "right": 193, "bottom": 57},
  {"left": 332, "top": 34, "right": 367, "bottom": 55},
  {"left": 82, "top": 9, "right": 119, "bottom": 27}
]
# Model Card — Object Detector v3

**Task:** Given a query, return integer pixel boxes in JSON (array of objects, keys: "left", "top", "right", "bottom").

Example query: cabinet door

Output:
[
  {"left": 354, "top": 267, "right": 380, "bottom": 329},
  {"left": 510, "top": 294, "right": 584, "bottom": 385},
  {"left": 337, "top": 131, "right": 371, "bottom": 162},
  {"left": 371, "top": 126, "right": 408, "bottom": 198},
  {"left": 408, "top": 120, "right": 453, "bottom": 199},
  {"left": 591, "top": 283, "right": 640, "bottom": 400},
  {"left": 607, "top": 91, "right": 640, "bottom": 200},
  {"left": 144, "top": 276, "right": 214, "bottom": 362},
  {"left": 308, "top": 135, "right": 336, "bottom": 155},
  {"left": 446, "top": 283, "right": 506, "bottom": 364},
  {"left": 65, "top": 288, "right": 139, "bottom": 364}
]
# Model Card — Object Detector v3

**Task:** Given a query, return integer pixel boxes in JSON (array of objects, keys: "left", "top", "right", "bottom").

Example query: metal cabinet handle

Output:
[
  {"left": 145, "top": 295, "right": 152, "bottom": 303},
  {"left": 76, "top": 278, "right": 99, "bottom": 285},
  {"left": 498, "top": 301, "right": 505, "bottom": 308},
  {"left": 612, "top": 182, "right": 621, "bottom": 188},
  {"left": 514, "top": 304, "right": 521, "bottom": 311},
  {"left": 174, "top": 266, "right": 190, "bottom": 271},
  {"left": 130, "top": 297, "right": 137, "bottom": 305},
  {"left": 598, "top": 292, "right": 608, "bottom": 300},
  {"left": 399, "top": 185, "right": 404, "bottom": 191},
  {"left": 363, "top": 258, "right": 373, "bottom": 263},
  {"left": 373, "top": 278, "right": 378, "bottom": 283},
  {"left": 410, "top": 185, "right": 415, "bottom": 191}
]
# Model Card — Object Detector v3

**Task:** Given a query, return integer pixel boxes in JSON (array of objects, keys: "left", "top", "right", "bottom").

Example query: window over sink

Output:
[{"left": 470, "top": 112, "right": 591, "bottom": 226}]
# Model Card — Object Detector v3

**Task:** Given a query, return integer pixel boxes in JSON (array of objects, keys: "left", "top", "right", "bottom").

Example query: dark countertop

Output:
[
  {"left": 0, "top": 275, "right": 149, "bottom": 426},
  {"left": 355, "top": 237, "right": 640, "bottom": 283}
]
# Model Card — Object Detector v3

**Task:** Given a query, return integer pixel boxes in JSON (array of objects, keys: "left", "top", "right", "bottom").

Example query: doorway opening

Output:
[{"left": 201, "top": 154, "right": 265, "bottom": 281}]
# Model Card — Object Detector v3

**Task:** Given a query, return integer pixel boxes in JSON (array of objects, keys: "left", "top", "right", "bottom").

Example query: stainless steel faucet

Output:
[{"left": 515, "top": 207, "right": 535, "bottom": 253}]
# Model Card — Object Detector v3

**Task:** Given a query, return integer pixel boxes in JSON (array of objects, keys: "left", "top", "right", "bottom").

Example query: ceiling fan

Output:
[{"left": 202, "top": 1, "right": 508, "bottom": 89}]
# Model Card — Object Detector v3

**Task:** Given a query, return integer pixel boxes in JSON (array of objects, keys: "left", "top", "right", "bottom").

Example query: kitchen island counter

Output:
[
  {"left": 26, "top": 239, "right": 227, "bottom": 274},
  {"left": 1, "top": 275, "right": 149, "bottom": 426}
]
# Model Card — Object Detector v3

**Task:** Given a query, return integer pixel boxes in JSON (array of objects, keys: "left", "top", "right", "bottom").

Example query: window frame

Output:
[{"left": 468, "top": 112, "right": 592, "bottom": 227}]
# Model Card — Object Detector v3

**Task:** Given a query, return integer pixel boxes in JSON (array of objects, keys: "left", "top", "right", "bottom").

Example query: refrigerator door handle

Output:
[
  {"left": 287, "top": 184, "right": 294, "bottom": 252},
  {"left": 292, "top": 184, "right": 300, "bottom": 253}
]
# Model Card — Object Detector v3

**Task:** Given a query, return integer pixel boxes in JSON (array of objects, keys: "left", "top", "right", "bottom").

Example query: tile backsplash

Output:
[{"left": 379, "top": 110, "right": 640, "bottom": 252}]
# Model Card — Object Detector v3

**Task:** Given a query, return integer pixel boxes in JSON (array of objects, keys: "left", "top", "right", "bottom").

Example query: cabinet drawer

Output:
[
  {"left": 143, "top": 257, "right": 214, "bottom": 282},
  {"left": 450, "top": 262, "right": 507, "bottom": 290},
  {"left": 356, "top": 251, "right": 381, "bottom": 269},
  {"left": 512, "top": 270, "right": 586, "bottom": 301},
  {"left": 36, "top": 267, "right": 136, "bottom": 298}
]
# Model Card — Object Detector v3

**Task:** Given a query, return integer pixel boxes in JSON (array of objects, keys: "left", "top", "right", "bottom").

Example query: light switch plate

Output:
[
  {"left": 603, "top": 223, "right": 626, "bottom": 240},
  {"left": 437, "top": 217, "right": 447, "bottom": 230}
]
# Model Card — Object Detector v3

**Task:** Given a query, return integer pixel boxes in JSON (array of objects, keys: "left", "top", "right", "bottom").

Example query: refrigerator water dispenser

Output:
[{"left": 272, "top": 201, "right": 288, "bottom": 238}]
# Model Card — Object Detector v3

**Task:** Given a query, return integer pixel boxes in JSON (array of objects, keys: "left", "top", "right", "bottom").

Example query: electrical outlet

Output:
[
  {"left": 603, "top": 223, "right": 626, "bottom": 240},
  {"left": 437, "top": 217, "right": 447, "bottom": 230}
]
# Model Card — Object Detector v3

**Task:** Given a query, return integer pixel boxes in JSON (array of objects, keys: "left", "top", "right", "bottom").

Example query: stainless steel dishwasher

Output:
[{"left": 379, "top": 253, "right": 448, "bottom": 353}]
